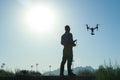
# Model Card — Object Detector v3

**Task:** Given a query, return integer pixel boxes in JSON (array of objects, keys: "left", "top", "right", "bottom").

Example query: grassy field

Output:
[
  {"left": 0, "top": 62, "right": 120, "bottom": 80},
  {"left": 76, "top": 62, "right": 120, "bottom": 80}
]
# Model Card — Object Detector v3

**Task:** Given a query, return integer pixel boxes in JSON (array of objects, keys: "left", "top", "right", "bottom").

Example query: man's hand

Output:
[
  {"left": 73, "top": 44, "right": 76, "bottom": 47},
  {"left": 74, "top": 40, "right": 77, "bottom": 43},
  {"left": 73, "top": 39, "right": 77, "bottom": 47}
]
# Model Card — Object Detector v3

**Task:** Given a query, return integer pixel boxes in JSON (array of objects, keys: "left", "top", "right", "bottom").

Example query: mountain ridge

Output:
[{"left": 43, "top": 66, "right": 95, "bottom": 76}]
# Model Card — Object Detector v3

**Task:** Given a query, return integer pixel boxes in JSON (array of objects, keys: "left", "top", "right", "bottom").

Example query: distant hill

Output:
[{"left": 43, "top": 66, "right": 94, "bottom": 76}]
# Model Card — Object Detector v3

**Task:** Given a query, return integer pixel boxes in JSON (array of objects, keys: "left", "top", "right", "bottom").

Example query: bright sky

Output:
[{"left": 0, "top": 0, "right": 120, "bottom": 73}]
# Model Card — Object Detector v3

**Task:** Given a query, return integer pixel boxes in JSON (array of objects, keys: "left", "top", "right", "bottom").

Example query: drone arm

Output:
[
  {"left": 96, "top": 24, "right": 99, "bottom": 31},
  {"left": 86, "top": 24, "right": 90, "bottom": 31},
  {"left": 96, "top": 27, "right": 98, "bottom": 31},
  {"left": 94, "top": 24, "right": 99, "bottom": 31}
]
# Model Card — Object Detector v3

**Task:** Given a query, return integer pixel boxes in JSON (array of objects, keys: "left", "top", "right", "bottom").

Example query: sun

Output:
[{"left": 24, "top": 5, "right": 55, "bottom": 33}]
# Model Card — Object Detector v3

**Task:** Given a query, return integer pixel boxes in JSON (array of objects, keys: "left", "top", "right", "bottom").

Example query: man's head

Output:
[{"left": 65, "top": 25, "right": 70, "bottom": 32}]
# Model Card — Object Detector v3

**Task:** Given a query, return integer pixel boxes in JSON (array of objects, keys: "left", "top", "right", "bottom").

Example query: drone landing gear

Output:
[{"left": 91, "top": 33, "right": 95, "bottom": 35}]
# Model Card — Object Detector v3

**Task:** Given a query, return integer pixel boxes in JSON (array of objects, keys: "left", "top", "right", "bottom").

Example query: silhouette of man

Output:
[{"left": 60, "top": 25, "right": 76, "bottom": 76}]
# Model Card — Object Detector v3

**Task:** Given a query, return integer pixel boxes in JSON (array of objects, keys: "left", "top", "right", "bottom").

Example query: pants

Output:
[{"left": 60, "top": 47, "right": 73, "bottom": 75}]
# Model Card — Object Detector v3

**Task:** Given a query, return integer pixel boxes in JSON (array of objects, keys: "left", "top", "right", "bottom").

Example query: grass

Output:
[
  {"left": 77, "top": 61, "right": 120, "bottom": 80},
  {"left": 0, "top": 69, "right": 41, "bottom": 77},
  {"left": 95, "top": 64, "right": 120, "bottom": 80},
  {"left": 0, "top": 61, "right": 120, "bottom": 80}
]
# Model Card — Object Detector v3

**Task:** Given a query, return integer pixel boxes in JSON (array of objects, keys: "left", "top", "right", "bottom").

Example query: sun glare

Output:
[{"left": 24, "top": 5, "right": 56, "bottom": 33}]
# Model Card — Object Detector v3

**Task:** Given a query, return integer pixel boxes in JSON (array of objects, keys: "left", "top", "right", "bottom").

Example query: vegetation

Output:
[
  {"left": 95, "top": 64, "right": 120, "bottom": 80},
  {"left": 0, "top": 69, "right": 41, "bottom": 77},
  {"left": 77, "top": 69, "right": 95, "bottom": 76},
  {"left": 0, "top": 62, "right": 120, "bottom": 80},
  {"left": 0, "top": 63, "right": 41, "bottom": 77},
  {"left": 15, "top": 70, "right": 41, "bottom": 77},
  {"left": 77, "top": 61, "right": 120, "bottom": 80},
  {"left": 0, "top": 69, "right": 14, "bottom": 77}
]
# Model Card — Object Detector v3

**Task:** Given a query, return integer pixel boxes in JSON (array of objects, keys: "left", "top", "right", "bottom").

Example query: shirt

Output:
[{"left": 61, "top": 32, "right": 74, "bottom": 47}]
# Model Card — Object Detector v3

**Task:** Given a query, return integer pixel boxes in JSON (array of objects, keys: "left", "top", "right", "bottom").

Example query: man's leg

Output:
[
  {"left": 67, "top": 53, "right": 75, "bottom": 76},
  {"left": 67, "top": 55, "right": 72, "bottom": 75},
  {"left": 60, "top": 56, "right": 66, "bottom": 76}
]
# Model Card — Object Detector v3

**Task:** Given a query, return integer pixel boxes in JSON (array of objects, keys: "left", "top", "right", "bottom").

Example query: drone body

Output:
[{"left": 86, "top": 24, "right": 99, "bottom": 35}]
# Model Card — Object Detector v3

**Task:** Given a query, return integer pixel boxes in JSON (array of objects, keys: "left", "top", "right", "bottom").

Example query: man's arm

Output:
[
  {"left": 70, "top": 33, "right": 76, "bottom": 47},
  {"left": 61, "top": 35, "right": 67, "bottom": 46}
]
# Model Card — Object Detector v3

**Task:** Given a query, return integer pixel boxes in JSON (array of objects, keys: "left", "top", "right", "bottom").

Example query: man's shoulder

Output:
[
  {"left": 62, "top": 33, "right": 72, "bottom": 38},
  {"left": 64, "top": 32, "right": 72, "bottom": 35},
  {"left": 69, "top": 32, "right": 72, "bottom": 35},
  {"left": 61, "top": 33, "right": 65, "bottom": 37},
  {"left": 68, "top": 33, "right": 72, "bottom": 36}
]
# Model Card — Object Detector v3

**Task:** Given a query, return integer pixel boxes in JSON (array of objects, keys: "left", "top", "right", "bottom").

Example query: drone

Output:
[{"left": 86, "top": 24, "right": 99, "bottom": 35}]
